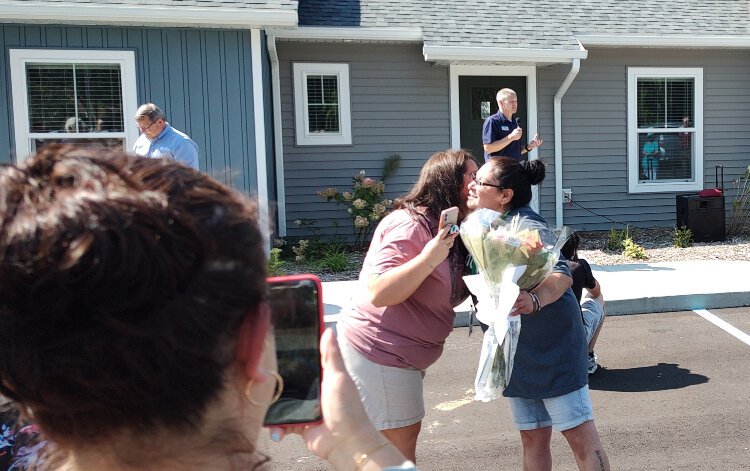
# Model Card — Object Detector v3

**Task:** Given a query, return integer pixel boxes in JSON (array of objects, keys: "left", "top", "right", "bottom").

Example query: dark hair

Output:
[
  {"left": 561, "top": 232, "right": 581, "bottom": 261},
  {"left": 0, "top": 146, "right": 267, "bottom": 445},
  {"left": 394, "top": 149, "right": 474, "bottom": 220},
  {"left": 485, "top": 157, "right": 546, "bottom": 210}
]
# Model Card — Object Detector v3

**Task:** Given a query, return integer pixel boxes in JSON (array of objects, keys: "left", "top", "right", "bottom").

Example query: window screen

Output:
[
  {"left": 26, "top": 63, "right": 124, "bottom": 134},
  {"left": 636, "top": 77, "right": 695, "bottom": 183},
  {"left": 637, "top": 77, "right": 694, "bottom": 129},
  {"left": 306, "top": 74, "right": 339, "bottom": 133}
]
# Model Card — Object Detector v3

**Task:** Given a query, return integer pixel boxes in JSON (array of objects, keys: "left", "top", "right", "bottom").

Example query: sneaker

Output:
[{"left": 588, "top": 352, "right": 598, "bottom": 375}]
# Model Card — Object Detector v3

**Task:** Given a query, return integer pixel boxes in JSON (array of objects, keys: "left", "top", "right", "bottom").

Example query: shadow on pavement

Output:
[{"left": 588, "top": 362, "right": 708, "bottom": 392}]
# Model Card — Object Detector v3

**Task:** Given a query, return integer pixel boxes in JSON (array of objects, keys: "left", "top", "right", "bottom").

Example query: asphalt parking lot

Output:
[{"left": 262, "top": 307, "right": 750, "bottom": 470}]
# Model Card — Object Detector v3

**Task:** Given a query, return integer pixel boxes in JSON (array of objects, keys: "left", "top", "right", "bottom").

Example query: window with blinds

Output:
[
  {"left": 26, "top": 63, "right": 125, "bottom": 134},
  {"left": 293, "top": 63, "right": 351, "bottom": 146},
  {"left": 628, "top": 68, "right": 703, "bottom": 193},
  {"left": 306, "top": 74, "right": 340, "bottom": 133},
  {"left": 9, "top": 50, "right": 137, "bottom": 163}
]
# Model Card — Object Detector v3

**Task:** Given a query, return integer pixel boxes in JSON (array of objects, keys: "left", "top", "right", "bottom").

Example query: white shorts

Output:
[
  {"left": 337, "top": 331, "right": 426, "bottom": 430},
  {"left": 581, "top": 298, "right": 605, "bottom": 345}
]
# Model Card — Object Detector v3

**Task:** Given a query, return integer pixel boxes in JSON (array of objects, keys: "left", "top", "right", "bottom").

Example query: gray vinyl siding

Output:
[
  {"left": 538, "top": 48, "right": 750, "bottom": 232},
  {"left": 277, "top": 42, "right": 450, "bottom": 240},
  {"left": 1, "top": 24, "right": 260, "bottom": 194}
]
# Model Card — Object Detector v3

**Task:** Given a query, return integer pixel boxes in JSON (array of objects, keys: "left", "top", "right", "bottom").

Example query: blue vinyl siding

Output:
[{"left": 1, "top": 24, "right": 260, "bottom": 195}]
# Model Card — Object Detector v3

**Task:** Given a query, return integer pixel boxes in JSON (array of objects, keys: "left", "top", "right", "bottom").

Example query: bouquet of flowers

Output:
[{"left": 460, "top": 208, "right": 569, "bottom": 401}]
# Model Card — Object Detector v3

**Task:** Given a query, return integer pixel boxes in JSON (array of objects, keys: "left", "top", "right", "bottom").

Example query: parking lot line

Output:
[{"left": 694, "top": 309, "right": 750, "bottom": 346}]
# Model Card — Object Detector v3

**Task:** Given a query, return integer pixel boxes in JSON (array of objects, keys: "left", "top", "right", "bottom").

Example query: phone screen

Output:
[{"left": 265, "top": 276, "right": 323, "bottom": 426}]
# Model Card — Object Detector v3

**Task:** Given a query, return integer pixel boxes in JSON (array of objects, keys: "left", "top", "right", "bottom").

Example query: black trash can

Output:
[{"left": 676, "top": 194, "right": 726, "bottom": 242}]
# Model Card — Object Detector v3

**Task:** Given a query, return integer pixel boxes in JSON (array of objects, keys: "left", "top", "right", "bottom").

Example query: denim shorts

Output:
[
  {"left": 581, "top": 298, "right": 605, "bottom": 345},
  {"left": 507, "top": 385, "right": 595, "bottom": 432},
  {"left": 337, "top": 331, "right": 426, "bottom": 430}
]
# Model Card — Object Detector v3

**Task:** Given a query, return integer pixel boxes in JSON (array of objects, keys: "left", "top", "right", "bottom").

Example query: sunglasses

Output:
[{"left": 471, "top": 172, "right": 504, "bottom": 189}]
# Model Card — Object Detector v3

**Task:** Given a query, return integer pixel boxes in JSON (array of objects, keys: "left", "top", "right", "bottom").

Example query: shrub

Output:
[
  {"left": 318, "top": 244, "right": 350, "bottom": 273},
  {"left": 607, "top": 228, "right": 628, "bottom": 251},
  {"left": 319, "top": 173, "right": 393, "bottom": 248},
  {"left": 673, "top": 226, "right": 693, "bottom": 248},
  {"left": 267, "top": 247, "right": 286, "bottom": 276},
  {"left": 319, "top": 155, "right": 401, "bottom": 248},
  {"left": 622, "top": 238, "right": 647, "bottom": 260}
]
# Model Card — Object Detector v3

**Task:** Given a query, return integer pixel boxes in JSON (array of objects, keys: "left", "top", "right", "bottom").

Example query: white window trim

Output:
[
  {"left": 9, "top": 49, "right": 139, "bottom": 163},
  {"left": 627, "top": 67, "right": 703, "bottom": 193},
  {"left": 293, "top": 62, "right": 352, "bottom": 146}
]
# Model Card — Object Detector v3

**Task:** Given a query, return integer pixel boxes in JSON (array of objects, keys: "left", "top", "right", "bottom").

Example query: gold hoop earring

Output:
[{"left": 244, "top": 371, "right": 284, "bottom": 407}]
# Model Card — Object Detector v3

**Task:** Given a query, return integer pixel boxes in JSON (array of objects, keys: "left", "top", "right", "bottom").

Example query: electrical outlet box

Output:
[{"left": 563, "top": 189, "right": 572, "bottom": 203}]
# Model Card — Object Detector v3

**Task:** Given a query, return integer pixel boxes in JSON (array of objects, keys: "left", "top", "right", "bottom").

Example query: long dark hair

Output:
[
  {"left": 486, "top": 157, "right": 546, "bottom": 210},
  {"left": 394, "top": 149, "right": 473, "bottom": 221}
]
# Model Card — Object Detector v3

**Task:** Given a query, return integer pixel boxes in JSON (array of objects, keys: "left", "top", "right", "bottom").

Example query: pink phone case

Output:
[{"left": 439, "top": 207, "right": 459, "bottom": 230}]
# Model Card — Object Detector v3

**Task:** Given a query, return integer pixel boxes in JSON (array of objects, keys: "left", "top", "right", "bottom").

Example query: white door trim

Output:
[{"left": 449, "top": 65, "right": 539, "bottom": 211}]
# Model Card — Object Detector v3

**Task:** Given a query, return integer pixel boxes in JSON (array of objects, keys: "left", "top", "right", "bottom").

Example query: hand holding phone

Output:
[
  {"left": 264, "top": 274, "right": 324, "bottom": 427},
  {"left": 439, "top": 206, "right": 459, "bottom": 232}
]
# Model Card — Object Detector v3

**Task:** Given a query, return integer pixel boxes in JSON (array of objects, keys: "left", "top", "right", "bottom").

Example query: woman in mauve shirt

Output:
[{"left": 338, "top": 149, "right": 477, "bottom": 463}]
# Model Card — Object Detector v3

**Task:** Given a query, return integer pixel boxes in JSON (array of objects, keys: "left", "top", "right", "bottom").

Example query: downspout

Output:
[
  {"left": 251, "top": 29, "right": 270, "bottom": 252},
  {"left": 554, "top": 58, "right": 580, "bottom": 228},
  {"left": 266, "top": 33, "right": 287, "bottom": 237}
]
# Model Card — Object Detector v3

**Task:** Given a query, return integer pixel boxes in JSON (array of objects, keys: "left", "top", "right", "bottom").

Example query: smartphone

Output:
[
  {"left": 264, "top": 274, "right": 324, "bottom": 427},
  {"left": 439, "top": 206, "right": 459, "bottom": 232}
]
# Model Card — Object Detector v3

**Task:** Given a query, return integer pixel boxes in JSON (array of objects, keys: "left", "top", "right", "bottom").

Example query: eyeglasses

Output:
[
  {"left": 471, "top": 172, "right": 504, "bottom": 189},
  {"left": 137, "top": 119, "right": 159, "bottom": 132}
]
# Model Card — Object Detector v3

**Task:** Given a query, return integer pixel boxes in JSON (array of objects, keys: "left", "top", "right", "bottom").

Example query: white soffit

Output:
[
  {"left": 577, "top": 34, "right": 750, "bottom": 48},
  {"left": 423, "top": 44, "right": 588, "bottom": 64},
  {"left": 0, "top": 1, "right": 297, "bottom": 28},
  {"left": 268, "top": 26, "right": 423, "bottom": 42}
]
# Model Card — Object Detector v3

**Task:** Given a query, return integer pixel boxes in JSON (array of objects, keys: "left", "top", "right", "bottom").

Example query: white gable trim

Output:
[
  {"left": 268, "top": 26, "right": 423, "bottom": 42},
  {"left": 0, "top": 1, "right": 297, "bottom": 27},
  {"left": 577, "top": 34, "right": 750, "bottom": 48},
  {"left": 449, "top": 64, "right": 540, "bottom": 212},
  {"left": 426, "top": 45, "right": 587, "bottom": 63}
]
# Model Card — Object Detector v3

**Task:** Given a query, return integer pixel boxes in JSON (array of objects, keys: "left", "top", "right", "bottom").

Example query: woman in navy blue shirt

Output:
[{"left": 466, "top": 157, "right": 610, "bottom": 471}]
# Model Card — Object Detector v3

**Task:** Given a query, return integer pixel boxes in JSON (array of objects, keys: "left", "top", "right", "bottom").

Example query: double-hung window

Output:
[
  {"left": 627, "top": 67, "right": 703, "bottom": 193},
  {"left": 9, "top": 49, "right": 138, "bottom": 162},
  {"left": 293, "top": 63, "right": 352, "bottom": 146}
]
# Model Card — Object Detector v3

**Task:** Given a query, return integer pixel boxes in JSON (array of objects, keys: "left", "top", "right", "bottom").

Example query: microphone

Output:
[{"left": 515, "top": 117, "right": 520, "bottom": 127}]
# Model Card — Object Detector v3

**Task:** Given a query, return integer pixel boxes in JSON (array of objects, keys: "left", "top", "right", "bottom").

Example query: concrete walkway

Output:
[{"left": 322, "top": 260, "right": 750, "bottom": 326}]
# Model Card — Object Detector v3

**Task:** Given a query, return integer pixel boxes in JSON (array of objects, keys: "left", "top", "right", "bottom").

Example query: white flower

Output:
[
  {"left": 359, "top": 170, "right": 366, "bottom": 176},
  {"left": 353, "top": 199, "right": 367, "bottom": 209},
  {"left": 354, "top": 216, "right": 369, "bottom": 228}
]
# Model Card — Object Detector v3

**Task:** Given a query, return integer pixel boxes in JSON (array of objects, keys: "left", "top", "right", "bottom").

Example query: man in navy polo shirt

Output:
[{"left": 482, "top": 88, "right": 543, "bottom": 161}]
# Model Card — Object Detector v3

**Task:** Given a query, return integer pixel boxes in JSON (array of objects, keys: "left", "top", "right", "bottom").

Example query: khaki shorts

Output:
[
  {"left": 581, "top": 298, "right": 605, "bottom": 345},
  {"left": 337, "top": 330, "right": 426, "bottom": 430}
]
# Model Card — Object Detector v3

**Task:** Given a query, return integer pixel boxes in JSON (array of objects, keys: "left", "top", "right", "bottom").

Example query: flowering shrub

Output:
[{"left": 319, "top": 170, "right": 393, "bottom": 247}]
